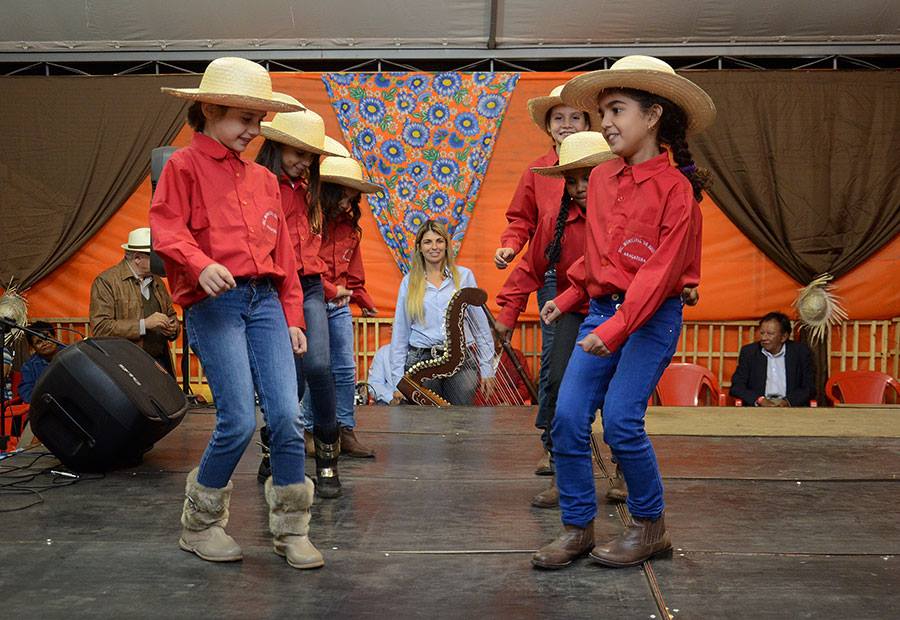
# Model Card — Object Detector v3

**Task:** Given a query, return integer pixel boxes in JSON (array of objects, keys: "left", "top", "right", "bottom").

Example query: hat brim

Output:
[
  {"left": 320, "top": 175, "right": 381, "bottom": 194},
  {"left": 259, "top": 124, "right": 344, "bottom": 156},
  {"left": 121, "top": 243, "right": 151, "bottom": 252},
  {"left": 560, "top": 70, "right": 716, "bottom": 134},
  {"left": 160, "top": 87, "right": 303, "bottom": 113},
  {"left": 527, "top": 95, "right": 601, "bottom": 136},
  {"left": 531, "top": 152, "right": 618, "bottom": 177}
]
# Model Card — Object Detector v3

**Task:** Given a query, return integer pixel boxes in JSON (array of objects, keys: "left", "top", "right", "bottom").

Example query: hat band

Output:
[{"left": 127, "top": 244, "right": 151, "bottom": 250}]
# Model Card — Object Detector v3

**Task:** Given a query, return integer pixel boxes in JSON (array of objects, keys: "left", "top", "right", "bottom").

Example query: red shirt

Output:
[
  {"left": 279, "top": 178, "right": 327, "bottom": 277},
  {"left": 149, "top": 133, "right": 305, "bottom": 328},
  {"left": 554, "top": 151, "right": 702, "bottom": 353},
  {"left": 499, "top": 147, "right": 564, "bottom": 255},
  {"left": 496, "top": 202, "right": 588, "bottom": 328},
  {"left": 319, "top": 217, "right": 376, "bottom": 311}
]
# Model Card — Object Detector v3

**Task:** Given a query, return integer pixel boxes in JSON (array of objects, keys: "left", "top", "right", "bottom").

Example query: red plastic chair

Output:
[
  {"left": 655, "top": 363, "right": 726, "bottom": 406},
  {"left": 825, "top": 370, "right": 900, "bottom": 405}
]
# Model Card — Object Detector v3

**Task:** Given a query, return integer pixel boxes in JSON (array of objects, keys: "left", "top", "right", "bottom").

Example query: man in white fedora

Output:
[{"left": 89, "top": 227, "right": 180, "bottom": 375}]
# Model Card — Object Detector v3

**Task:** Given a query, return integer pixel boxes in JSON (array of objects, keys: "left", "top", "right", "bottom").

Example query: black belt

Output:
[{"left": 234, "top": 277, "right": 273, "bottom": 287}]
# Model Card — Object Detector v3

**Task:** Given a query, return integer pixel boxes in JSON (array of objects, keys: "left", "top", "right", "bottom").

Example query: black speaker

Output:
[{"left": 29, "top": 338, "right": 189, "bottom": 471}]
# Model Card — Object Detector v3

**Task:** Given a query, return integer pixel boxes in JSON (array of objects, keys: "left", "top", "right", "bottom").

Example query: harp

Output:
[{"left": 397, "top": 287, "right": 537, "bottom": 407}]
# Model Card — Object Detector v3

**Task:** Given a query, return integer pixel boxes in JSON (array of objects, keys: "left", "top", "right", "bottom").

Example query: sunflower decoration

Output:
[{"left": 793, "top": 273, "right": 847, "bottom": 344}]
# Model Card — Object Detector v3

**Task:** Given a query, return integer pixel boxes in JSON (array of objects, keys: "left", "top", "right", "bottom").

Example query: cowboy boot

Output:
[
  {"left": 179, "top": 468, "right": 243, "bottom": 562},
  {"left": 532, "top": 521, "right": 595, "bottom": 569},
  {"left": 531, "top": 476, "right": 559, "bottom": 509},
  {"left": 264, "top": 476, "right": 324, "bottom": 569},
  {"left": 314, "top": 436, "right": 342, "bottom": 498},
  {"left": 589, "top": 513, "right": 672, "bottom": 567},
  {"left": 534, "top": 450, "right": 554, "bottom": 476},
  {"left": 339, "top": 426, "right": 375, "bottom": 458},
  {"left": 257, "top": 425, "right": 271, "bottom": 484},
  {"left": 605, "top": 464, "right": 628, "bottom": 502},
  {"left": 304, "top": 429, "right": 316, "bottom": 457}
]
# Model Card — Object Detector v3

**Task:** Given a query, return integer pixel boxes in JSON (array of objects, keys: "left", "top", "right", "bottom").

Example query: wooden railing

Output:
[{"left": 24, "top": 317, "right": 900, "bottom": 391}]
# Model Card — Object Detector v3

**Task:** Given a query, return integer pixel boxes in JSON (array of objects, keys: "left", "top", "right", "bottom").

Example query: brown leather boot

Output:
[
  {"left": 304, "top": 430, "right": 315, "bottom": 457},
  {"left": 531, "top": 522, "right": 594, "bottom": 569},
  {"left": 589, "top": 513, "right": 672, "bottom": 567},
  {"left": 534, "top": 451, "right": 553, "bottom": 476},
  {"left": 531, "top": 477, "right": 559, "bottom": 509},
  {"left": 606, "top": 464, "right": 628, "bottom": 502},
  {"left": 339, "top": 426, "right": 375, "bottom": 458}
]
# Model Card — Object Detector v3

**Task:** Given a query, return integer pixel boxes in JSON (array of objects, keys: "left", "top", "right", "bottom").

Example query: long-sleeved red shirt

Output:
[
  {"left": 319, "top": 217, "right": 376, "bottom": 311},
  {"left": 496, "top": 202, "right": 588, "bottom": 328},
  {"left": 554, "top": 151, "right": 702, "bottom": 353},
  {"left": 149, "top": 133, "right": 305, "bottom": 328},
  {"left": 499, "top": 147, "right": 564, "bottom": 255},
  {"left": 279, "top": 178, "right": 327, "bottom": 277}
]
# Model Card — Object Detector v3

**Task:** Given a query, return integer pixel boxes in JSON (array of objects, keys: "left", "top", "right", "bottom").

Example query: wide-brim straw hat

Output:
[
  {"left": 527, "top": 84, "right": 601, "bottom": 135},
  {"left": 560, "top": 55, "right": 716, "bottom": 134},
  {"left": 793, "top": 273, "right": 847, "bottom": 344},
  {"left": 121, "top": 227, "right": 152, "bottom": 252},
  {"left": 160, "top": 57, "right": 302, "bottom": 113},
  {"left": 260, "top": 93, "right": 346, "bottom": 156},
  {"left": 319, "top": 156, "right": 381, "bottom": 194},
  {"left": 531, "top": 131, "right": 616, "bottom": 177},
  {"left": 324, "top": 136, "right": 351, "bottom": 158}
]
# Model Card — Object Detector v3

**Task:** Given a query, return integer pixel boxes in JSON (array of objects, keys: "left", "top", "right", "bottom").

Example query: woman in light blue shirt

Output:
[{"left": 389, "top": 220, "right": 496, "bottom": 405}]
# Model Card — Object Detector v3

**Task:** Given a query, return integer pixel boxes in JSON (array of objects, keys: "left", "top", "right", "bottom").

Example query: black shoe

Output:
[{"left": 314, "top": 437, "right": 342, "bottom": 499}]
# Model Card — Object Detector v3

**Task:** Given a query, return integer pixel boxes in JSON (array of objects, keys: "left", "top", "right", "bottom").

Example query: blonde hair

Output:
[{"left": 406, "top": 220, "right": 460, "bottom": 324}]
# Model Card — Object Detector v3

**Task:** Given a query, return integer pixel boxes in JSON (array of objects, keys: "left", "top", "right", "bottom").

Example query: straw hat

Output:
[
  {"left": 324, "top": 136, "right": 351, "bottom": 158},
  {"left": 527, "top": 84, "right": 600, "bottom": 135},
  {"left": 319, "top": 157, "right": 381, "bottom": 193},
  {"left": 121, "top": 228, "right": 152, "bottom": 253},
  {"left": 793, "top": 273, "right": 847, "bottom": 344},
  {"left": 531, "top": 132, "right": 616, "bottom": 177},
  {"left": 160, "top": 57, "right": 302, "bottom": 113},
  {"left": 260, "top": 93, "right": 345, "bottom": 156},
  {"left": 560, "top": 55, "right": 716, "bottom": 134}
]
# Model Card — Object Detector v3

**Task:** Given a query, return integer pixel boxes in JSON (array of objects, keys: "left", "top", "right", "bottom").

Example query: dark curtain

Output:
[
  {"left": 688, "top": 71, "right": 900, "bottom": 400},
  {"left": 689, "top": 71, "right": 900, "bottom": 284},
  {"left": 0, "top": 74, "right": 197, "bottom": 288}
]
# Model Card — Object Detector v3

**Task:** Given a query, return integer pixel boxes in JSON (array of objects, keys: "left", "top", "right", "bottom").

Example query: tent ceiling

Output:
[{"left": 1, "top": 0, "right": 897, "bottom": 61}]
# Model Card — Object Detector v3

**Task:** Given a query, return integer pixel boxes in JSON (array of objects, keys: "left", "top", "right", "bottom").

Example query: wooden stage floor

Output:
[{"left": 2, "top": 405, "right": 898, "bottom": 619}]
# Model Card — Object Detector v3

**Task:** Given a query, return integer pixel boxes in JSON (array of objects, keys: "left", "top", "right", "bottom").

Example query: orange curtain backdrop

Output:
[{"left": 22, "top": 72, "right": 900, "bottom": 321}]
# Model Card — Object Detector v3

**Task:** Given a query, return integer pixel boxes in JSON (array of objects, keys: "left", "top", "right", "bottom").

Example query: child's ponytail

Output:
[{"left": 544, "top": 192, "right": 572, "bottom": 270}]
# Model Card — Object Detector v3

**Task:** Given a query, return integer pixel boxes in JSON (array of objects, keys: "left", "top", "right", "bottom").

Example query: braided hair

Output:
[
  {"left": 544, "top": 192, "right": 572, "bottom": 270},
  {"left": 617, "top": 88, "right": 711, "bottom": 202}
]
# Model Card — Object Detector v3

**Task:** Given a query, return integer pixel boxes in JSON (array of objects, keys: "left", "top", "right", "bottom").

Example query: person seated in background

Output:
[
  {"left": 17, "top": 322, "right": 65, "bottom": 404},
  {"left": 1, "top": 344, "right": 12, "bottom": 403},
  {"left": 366, "top": 344, "right": 395, "bottom": 405},
  {"left": 730, "top": 312, "right": 815, "bottom": 407},
  {"left": 89, "top": 227, "right": 180, "bottom": 376}
]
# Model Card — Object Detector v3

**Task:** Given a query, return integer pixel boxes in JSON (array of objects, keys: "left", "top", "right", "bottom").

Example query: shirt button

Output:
[
  {"left": 617, "top": 196, "right": 624, "bottom": 202},
  {"left": 600, "top": 258, "right": 609, "bottom": 266},
  {"left": 242, "top": 200, "right": 248, "bottom": 205},
  {"left": 236, "top": 173, "right": 241, "bottom": 178}
]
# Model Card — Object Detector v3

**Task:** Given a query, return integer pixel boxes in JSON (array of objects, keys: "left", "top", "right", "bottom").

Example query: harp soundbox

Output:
[{"left": 397, "top": 287, "right": 488, "bottom": 407}]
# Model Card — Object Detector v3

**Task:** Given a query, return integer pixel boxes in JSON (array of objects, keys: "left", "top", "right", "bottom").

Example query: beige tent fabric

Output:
[{"left": 0, "top": 74, "right": 197, "bottom": 289}]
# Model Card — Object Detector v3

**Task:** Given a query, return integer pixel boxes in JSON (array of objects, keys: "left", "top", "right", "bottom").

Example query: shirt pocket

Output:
[{"left": 615, "top": 221, "right": 660, "bottom": 269}]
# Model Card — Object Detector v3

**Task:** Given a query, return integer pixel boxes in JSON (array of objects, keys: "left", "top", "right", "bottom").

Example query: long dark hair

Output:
[
  {"left": 615, "top": 88, "right": 711, "bottom": 202},
  {"left": 544, "top": 192, "right": 572, "bottom": 270},
  {"left": 256, "top": 139, "right": 323, "bottom": 233},
  {"left": 319, "top": 181, "right": 361, "bottom": 239}
]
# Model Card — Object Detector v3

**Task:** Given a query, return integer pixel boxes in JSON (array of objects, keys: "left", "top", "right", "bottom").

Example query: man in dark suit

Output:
[{"left": 730, "top": 312, "right": 815, "bottom": 407}]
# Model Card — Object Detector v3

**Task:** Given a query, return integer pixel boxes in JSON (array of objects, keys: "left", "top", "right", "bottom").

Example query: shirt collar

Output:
[
  {"left": 191, "top": 132, "right": 245, "bottom": 164},
  {"left": 762, "top": 343, "right": 786, "bottom": 359},
  {"left": 123, "top": 259, "right": 152, "bottom": 285},
  {"left": 606, "top": 150, "right": 671, "bottom": 184}
]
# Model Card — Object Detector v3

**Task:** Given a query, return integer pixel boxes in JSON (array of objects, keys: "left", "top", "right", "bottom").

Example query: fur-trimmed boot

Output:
[
  {"left": 264, "top": 476, "right": 324, "bottom": 569},
  {"left": 314, "top": 436, "right": 342, "bottom": 498},
  {"left": 179, "top": 468, "right": 243, "bottom": 562}
]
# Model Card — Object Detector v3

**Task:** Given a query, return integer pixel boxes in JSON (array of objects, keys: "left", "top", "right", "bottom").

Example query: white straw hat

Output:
[
  {"left": 319, "top": 157, "right": 381, "bottom": 194},
  {"left": 161, "top": 57, "right": 302, "bottom": 113},
  {"left": 260, "top": 93, "right": 345, "bottom": 156},
  {"left": 531, "top": 132, "right": 616, "bottom": 177},
  {"left": 560, "top": 55, "right": 716, "bottom": 134},
  {"left": 323, "top": 136, "right": 351, "bottom": 158},
  {"left": 527, "top": 84, "right": 600, "bottom": 135},
  {"left": 793, "top": 273, "right": 847, "bottom": 344},
  {"left": 121, "top": 227, "right": 152, "bottom": 253}
]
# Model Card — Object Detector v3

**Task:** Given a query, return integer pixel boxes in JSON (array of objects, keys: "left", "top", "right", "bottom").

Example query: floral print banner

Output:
[{"left": 323, "top": 72, "right": 519, "bottom": 272}]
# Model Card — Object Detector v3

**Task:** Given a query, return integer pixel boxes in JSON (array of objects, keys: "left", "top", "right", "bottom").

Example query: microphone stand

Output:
[{"left": 0, "top": 318, "right": 66, "bottom": 452}]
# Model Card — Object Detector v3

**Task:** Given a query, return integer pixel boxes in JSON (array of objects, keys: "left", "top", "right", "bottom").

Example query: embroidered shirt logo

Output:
[
  {"left": 261, "top": 210, "right": 279, "bottom": 234},
  {"left": 618, "top": 236, "right": 657, "bottom": 264}
]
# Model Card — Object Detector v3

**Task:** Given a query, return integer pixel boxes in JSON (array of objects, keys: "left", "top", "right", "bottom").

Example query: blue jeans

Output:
[
  {"left": 535, "top": 269, "right": 557, "bottom": 430},
  {"left": 295, "top": 276, "right": 339, "bottom": 443},
  {"left": 552, "top": 295, "right": 682, "bottom": 526},
  {"left": 186, "top": 280, "right": 306, "bottom": 488},
  {"left": 302, "top": 302, "right": 357, "bottom": 430}
]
